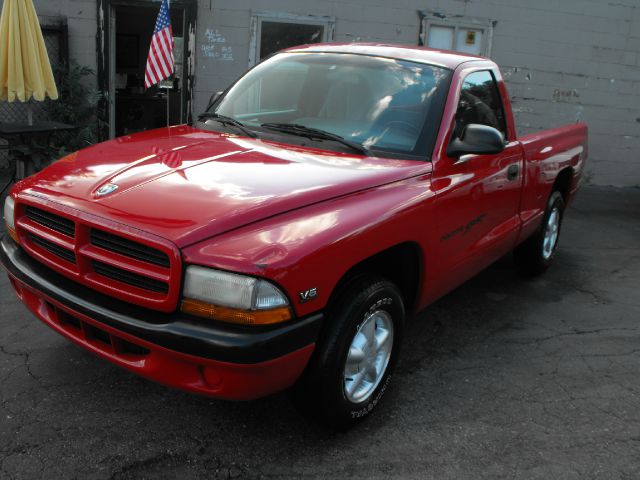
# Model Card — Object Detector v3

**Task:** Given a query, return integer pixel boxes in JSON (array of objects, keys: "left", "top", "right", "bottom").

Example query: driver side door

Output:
[{"left": 432, "top": 69, "right": 524, "bottom": 296}]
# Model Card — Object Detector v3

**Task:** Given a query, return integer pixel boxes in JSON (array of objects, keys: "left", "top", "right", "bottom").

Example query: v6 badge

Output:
[{"left": 299, "top": 287, "right": 318, "bottom": 303}]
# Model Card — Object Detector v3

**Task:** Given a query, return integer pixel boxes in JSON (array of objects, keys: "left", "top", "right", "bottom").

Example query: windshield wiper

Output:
[
  {"left": 198, "top": 112, "right": 257, "bottom": 138},
  {"left": 260, "top": 123, "right": 371, "bottom": 156}
]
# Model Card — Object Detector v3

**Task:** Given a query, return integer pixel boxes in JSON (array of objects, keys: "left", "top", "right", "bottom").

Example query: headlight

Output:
[
  {"left": 181, "top": 266, "right": 292, "bottom": 325},
  {"left": 3, "top": 196, "right": 15, "bottom": 230},
  {"left": 3, "top": 196, "right": 18, "bottom": 243}
]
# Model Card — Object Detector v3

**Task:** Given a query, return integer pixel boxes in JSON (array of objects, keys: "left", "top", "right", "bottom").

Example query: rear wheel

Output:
[
  {"left": 291, "top": 276, "right": 405, "bottom": 429},
  {"left": 514, "top": 191, "right": 565, "bottom": 276}
]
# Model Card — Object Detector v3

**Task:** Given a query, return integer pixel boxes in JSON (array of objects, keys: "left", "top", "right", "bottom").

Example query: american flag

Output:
[{"left": 144, "top": 0, "right": 174, "bottom": 88}]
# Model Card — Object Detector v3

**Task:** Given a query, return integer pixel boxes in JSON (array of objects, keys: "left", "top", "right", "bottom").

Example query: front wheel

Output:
[
  {"left": 514, "top": 190, "right": 565, "bottom": 276},
  {"left": 291, "top": 276, "right": 405, "bottom": 429}
]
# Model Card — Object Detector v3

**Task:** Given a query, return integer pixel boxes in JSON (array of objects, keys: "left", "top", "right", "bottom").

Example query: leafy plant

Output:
[{"left": 41, "top": 63, "right": 105, "bottom": 160}]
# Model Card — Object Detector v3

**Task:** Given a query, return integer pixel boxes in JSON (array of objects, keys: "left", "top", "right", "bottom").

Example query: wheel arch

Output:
[
  {"left": 327, "top": 241, "right": 423, "bottom": 315},
  {"left": 553, "top": 167, "right": 574, "bottom": 203}
]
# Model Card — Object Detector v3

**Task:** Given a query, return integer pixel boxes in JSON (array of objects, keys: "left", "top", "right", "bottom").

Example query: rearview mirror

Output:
[
  {"left": 206, "top": 91, "right": 224, "bottom": 110},
  {"left": 447, "top": 124, "right": 505, "bottom": 158}
]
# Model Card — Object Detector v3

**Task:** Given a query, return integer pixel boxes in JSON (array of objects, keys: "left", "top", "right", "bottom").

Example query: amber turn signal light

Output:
[
  {"left": 7, "top": 226, "right": 19, "bottom": 244},
  {"left": 181, "top": 298, "right": 293, "bottom": 325}
]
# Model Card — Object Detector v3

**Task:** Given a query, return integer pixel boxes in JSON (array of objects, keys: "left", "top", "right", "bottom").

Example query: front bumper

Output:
[{"left": 0, "top": 235, "right": 322, "bottom": 400}]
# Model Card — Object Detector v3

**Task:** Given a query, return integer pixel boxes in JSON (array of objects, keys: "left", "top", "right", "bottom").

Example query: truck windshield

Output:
[{"left": 209, "top": 52, "right": 451, "bottom": 159}]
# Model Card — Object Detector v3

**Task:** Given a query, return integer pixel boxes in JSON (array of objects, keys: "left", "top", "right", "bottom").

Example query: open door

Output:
[{"left": 97, "top": 0, "right": 196, "bottom": 139}]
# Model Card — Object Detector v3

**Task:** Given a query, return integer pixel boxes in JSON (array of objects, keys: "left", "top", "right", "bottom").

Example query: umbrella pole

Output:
[{"left": 27, "top": 104, "right": 33, "bottom": 126}]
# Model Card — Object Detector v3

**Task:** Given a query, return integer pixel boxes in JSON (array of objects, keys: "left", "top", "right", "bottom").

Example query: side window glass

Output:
[{"left": 454, "top": 70, "right": 506, "bottom": 138}]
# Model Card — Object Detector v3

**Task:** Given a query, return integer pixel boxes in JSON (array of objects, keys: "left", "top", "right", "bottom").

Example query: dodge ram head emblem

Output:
[{"left": 95, "top": 183, "right": 119, "bottom": 197}]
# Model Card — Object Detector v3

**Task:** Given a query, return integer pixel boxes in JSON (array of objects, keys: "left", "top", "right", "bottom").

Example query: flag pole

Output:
[
  {"left": 144, "top": 0, "right": 175, "bottom": 127},
  {"left": 166, "top": 84, "right": 170, "bottom": 127}
]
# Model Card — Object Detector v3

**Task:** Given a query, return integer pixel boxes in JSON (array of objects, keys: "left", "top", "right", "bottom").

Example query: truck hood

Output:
[{"left": 19, "top": 126, "right": 431, "bottom": 247}]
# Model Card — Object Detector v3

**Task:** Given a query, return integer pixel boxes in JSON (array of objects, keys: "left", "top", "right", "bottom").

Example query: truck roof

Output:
[{"left": 283, "top": 42, "right": 487, "bottom": 70}]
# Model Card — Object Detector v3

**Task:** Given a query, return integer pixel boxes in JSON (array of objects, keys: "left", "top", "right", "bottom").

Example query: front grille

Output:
[
  {"left": 91, "top": 229, "right": 170, "bottom": 268},
  {"left": 93, "top": 261, "right": 169, "bottom": 294},
  {"left": 25, "top": 206, "right": 75, "bottom": 237},
  {"left": 16, "top": 199, "right": 180, "bottom": 311},
  {"left": 30, "top": 234, "right": 76, "bottom": 264}
]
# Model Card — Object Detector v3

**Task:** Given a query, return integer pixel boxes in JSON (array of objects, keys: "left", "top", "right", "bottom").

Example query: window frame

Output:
[
  {"left": 455, "top": 68, "right": 508, "bottom": 140},
  {"left": 418, "top": 12, "right": 495, "bottom": 57},
  {"left": 248, "top": 12, "right": 336, "bottom": 67}
]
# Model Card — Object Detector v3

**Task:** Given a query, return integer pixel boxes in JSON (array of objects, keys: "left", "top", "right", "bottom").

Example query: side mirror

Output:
[
  {"left": 447, "top": 124, "right": 505, "bottom": 158},
  {"left": 206, "top": 91, "right": 224, "bottom": 110}
]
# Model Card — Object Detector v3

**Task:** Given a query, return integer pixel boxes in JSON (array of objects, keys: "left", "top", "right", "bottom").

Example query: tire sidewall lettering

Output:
[
  {"left": 349, "top": 374, "right": 392, "bottom": 419},
  {"left": 354, "top": 296, "right": 393, "bottom": 332}
]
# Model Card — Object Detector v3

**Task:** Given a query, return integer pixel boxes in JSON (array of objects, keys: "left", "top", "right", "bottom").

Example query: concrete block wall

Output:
[
  {"left": 2, "top": 0, "right": 638, "bottom": 185},
  {"left": 193, "top": 0, "right": 640, "bottom": 186}
]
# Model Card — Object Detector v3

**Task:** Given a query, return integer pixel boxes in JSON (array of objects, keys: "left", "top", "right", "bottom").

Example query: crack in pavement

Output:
[
  {"left": 0, "top": 345, "right": 44, "bottom": 387},
  {"left": 504, "top": 327, "right": 640, "bottom": 345}
]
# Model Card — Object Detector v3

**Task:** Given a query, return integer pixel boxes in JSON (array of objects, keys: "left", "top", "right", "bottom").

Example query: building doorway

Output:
[
  {"left": 97, "top": 0, "right": 196, "bottom": 139},
  {"left": 248, "top": 13, "right": 335, "bottom": 67}
]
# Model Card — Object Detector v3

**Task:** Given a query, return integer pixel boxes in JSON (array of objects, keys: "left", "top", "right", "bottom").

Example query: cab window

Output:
[
  {"left": 231, "top": 62, "right": 309, "bottom": 115},
  {"left": 454, "top": 70, "right": 506, "bottom": 138}
]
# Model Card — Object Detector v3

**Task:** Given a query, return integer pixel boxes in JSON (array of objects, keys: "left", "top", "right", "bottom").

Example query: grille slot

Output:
[
  {"left": 93, "top": 261, "right": 169, "bottom": 293},
  {"left": 25, "top": 206, "right": 75, "bottom": 237},
  {"left": 114, "top": 338, "right": 150, "bottom": 356},
  {"left": 30, "top": 234, "right": 76, "bottom": 264},
  {"left": 91, "top": 229, "right": 170, "bottom": 268},
  {"left": 85, "top": 323, "right": 112, "bottom": 346},
  {"left": 58, "top": 310, "right": 82, "bottom": 330},
  {"left": 57, "top": 310, "right": 150, "bottom": 358}
]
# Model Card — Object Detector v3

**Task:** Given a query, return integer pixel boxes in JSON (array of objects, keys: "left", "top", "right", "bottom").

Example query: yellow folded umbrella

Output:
[{"left": 0, "top": 0, "right": 58, "bottom": 103}]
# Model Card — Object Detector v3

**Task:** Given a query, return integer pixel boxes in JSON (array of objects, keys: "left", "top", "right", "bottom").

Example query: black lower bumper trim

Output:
[{"left": 0, "top": 235, "right": 322, "bottom": 364}]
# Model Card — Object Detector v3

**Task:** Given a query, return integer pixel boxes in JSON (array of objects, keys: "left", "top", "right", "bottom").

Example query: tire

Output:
[
  {"left": 291, "top": 276, "right": 405, "bottom": 430},
  {"left": 514, "top": 190, "right": 565, "bottom": 276}
]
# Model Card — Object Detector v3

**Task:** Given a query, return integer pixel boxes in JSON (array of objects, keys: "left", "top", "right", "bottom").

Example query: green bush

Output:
[{"left": 43, "top": 63, "right": 104, "bottom": 158}]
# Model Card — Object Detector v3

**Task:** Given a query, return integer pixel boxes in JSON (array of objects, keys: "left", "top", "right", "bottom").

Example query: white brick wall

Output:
[
  {"left": 3, "top": 0, "right": 638, "bottom": 186},
  {"left": 194, "top": 0, "right": 640, "bottom": 186}
]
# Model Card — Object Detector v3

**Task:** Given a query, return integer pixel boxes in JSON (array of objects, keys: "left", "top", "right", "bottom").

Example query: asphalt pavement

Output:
[{"left": 1, "top": 185, "right": 639, "bottom": 479}]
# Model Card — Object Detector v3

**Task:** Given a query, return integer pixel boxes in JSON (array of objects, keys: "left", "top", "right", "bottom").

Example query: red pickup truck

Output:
[{"left": 2, "top": 44, "right": 587, "bottom": 428}]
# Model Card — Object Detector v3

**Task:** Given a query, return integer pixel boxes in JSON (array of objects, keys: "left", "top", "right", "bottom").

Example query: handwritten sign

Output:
[{"left": 202, "top": 29, "right": 234, "bottom": 61}]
